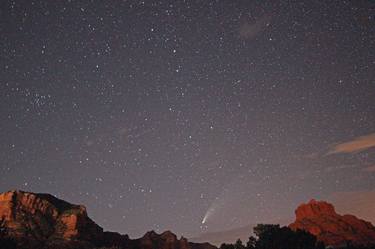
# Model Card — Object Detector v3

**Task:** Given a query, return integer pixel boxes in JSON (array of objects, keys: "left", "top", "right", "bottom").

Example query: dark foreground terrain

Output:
[{"left": 1, "top": 190, "right": 375, "bottom": 249}]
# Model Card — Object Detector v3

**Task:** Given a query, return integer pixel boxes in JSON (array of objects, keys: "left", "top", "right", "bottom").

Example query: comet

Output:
[
  {"left": 201, "top": 217, "right": 206, "bottom": 224},
  {"left": 201, "top": 203, "right": 218, "bottom": 225},
  {"left": 201, "top": 214, "right": 208, "bottom": 224},
  {"left": 200, "top": 170, "right": 249, "bottom": 226}
]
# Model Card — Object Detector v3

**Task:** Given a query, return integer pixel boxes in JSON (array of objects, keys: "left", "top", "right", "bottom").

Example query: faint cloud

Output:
[
  {"left": 325, "top": 164, "right": 357, "bottom": 172},
  {"left": 327, "top": 133, "right": 375, "bottom": 155},
  {"left": 85, "top": 140, "right": 95, "bottom": 147},
  {"left": 363, "top": 165, "right": 375, "bottom": 172},
  {"left": 303, "top": 152, "right": 319, "bottom": 159},
  {"left": 328, "top": 190, "right": 375, "bottom": 224},
  {"left": 118, "top": 127, "right": 128, "bottom": 136},
  {"left": 239, "top": 15, "right": 271, "bottom": 40}
]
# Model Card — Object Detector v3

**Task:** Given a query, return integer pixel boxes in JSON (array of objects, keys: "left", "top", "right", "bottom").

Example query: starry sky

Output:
[{"left": 1, "top": 0, "right": 375, "bottom": 240}]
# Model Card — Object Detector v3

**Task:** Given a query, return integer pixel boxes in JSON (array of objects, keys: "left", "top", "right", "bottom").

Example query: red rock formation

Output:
[
  {"left": 289, "top": 199, "right": 375, "bottom": 247},
  {"left": 0, "top": 190, "right": 217, "bottom": 249},
  {"left": 0, "top": 190, "right": 103, "bottom": 242}
]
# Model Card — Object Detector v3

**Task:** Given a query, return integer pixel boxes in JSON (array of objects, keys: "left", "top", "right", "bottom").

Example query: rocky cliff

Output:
[
  {"left": 0, "top": 190, "right": 216, "bottom": 249},
  {"left": 289, "top": 199, "right": 375, "bottom": 247},
  {"left": 0, "top": 190, "right": 104, "bottom": 248}
]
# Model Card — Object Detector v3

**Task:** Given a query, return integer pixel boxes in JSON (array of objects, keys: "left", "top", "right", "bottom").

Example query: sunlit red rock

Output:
[
  {"left": 289, "top": 199, "right": 375, "bottom": 247},
  {"left": 0, "top": 190, "right": 217, "bottom": 249},
  {"left": 0, "top": 190, "right": 103, "bottom": 243}
]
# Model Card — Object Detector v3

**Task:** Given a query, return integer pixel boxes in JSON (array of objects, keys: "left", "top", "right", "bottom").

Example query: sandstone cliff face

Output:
[
  {"left": 289, "top": 199, "right": 375, "bottom": 247},
  {"left": 0, "top": 190, "right": 217, "bottom": 249},
  {"left": 0, "top": 190, "right": 103, "bottom": 243}
]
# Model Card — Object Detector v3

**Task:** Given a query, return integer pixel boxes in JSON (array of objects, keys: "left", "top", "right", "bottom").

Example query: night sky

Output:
[{"left": 1, "top": 0, "right": 375, "bottom": 240}]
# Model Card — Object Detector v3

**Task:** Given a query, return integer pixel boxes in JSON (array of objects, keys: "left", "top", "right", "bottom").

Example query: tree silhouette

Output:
[
  {"left": 222, "top": 224, "right": 326, "bottom": 249},
  {"left": 234, "top": 239, "right": 245, "bottom": 249},
  {"left": 245, "top": 236, "right": 256, "bottom": 249},
  {"left": 220, "top": 243, "right": 235, "bottom": 249},
  {"left": 252, "top": 224, "right": 324, "bottom": 249}
]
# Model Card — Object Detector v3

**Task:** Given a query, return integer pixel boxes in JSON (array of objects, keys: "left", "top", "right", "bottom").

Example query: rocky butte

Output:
[
  {"left": 0, "top": 190, "right": 216, "bottom": 249},
  {"left": 289, "top": 199, "right": 375, "bottom": 247}
]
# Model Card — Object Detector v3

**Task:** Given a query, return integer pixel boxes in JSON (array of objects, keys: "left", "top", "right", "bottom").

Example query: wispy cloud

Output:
[
  {"left": 239, "top": 15, "right": 271, "bottom": 40},
  {"left": 363, "top": 165, "right": 375, "bottom": 172},
  {"left": 328, "top": 133, "right": 375, "bottom": 155},
  {"left": 328, "top": 190, "right": 375, "bottom": 224}
]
